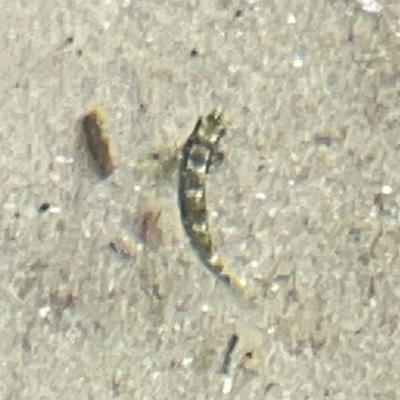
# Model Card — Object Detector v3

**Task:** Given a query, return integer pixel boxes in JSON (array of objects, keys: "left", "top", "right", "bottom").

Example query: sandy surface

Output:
[{"left": 1, "top": 0, "right": 400, "bottom": 399}]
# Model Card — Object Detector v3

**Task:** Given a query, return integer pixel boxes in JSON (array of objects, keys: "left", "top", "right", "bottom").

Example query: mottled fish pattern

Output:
[{"left": 178, "top": 109, "right": 255, "bottom": 305}]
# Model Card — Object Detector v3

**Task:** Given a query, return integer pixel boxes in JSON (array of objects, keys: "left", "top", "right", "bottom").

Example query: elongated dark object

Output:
[
  {"left": 178, "top": 110, "right": 254, "bottom": 304},
  {"left": 82, "top": 108, "right": 115, "bottom": 178},
  {"left": 221, "top": 334, "right": 239, "bottom": 374}
]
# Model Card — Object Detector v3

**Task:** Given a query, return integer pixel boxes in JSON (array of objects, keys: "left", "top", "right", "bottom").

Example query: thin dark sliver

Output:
[
  {"left": 82, "top": 108, "right": 115, "bottom": 178},
  {"left": 221, "top": 334, "right": 239, "bottom": 374}
]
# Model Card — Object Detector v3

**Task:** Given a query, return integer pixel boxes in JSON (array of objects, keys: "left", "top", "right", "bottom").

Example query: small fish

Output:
[
  {"left": 82, "top": 108, "right": 115, "bottom": 178},
  {"left": 178, "top": 109, "right": 255, "bottom": 305},
  {"left": 178, "top": 108, "right": 226, "bottom": 258}
]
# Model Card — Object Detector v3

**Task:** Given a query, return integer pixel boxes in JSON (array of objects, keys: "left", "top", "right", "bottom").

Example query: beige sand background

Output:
[{"left": 1, "top": 0, "right": 400, "bottom": 399}]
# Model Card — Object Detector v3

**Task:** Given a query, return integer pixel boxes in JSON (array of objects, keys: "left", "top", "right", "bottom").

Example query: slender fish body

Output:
[
  {"left": 178, "top": 109, "right": 225, "bottom": 263},
  {"left": 178, "top": 109, "right": 255, "bottom": 305}
]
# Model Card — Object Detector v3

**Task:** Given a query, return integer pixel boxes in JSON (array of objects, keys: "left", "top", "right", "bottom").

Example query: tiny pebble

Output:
[
  {"left": 182, "top": 355, "right": 194, "bottom": 366},
  {"left": 108, "top": 279, "right": 116, "bottom": 294},
  {"left": 293, "top": 53, "right": 305, "bottom": 68},
  {"left": 287, "top": 13, "right": 296, "bottom": 24},
  {"left": 38, "top": 306, "right": 51, "bottom": 319},
  {"left": 3, "top": 202, "right": 16, "bottom": 211},
  {"left": 357, "top": 0, "right": 382, "bottom": 13},
  {"left": 270, "top": 283, "right": 280, "bottom": 292},
  {"left": 250, "top": 260, "right": 259, "bottom": 268},
  {"left": 271, "top": 274, "right": 290, "bottom": 292},
  {"left": 136, "top": 243, "right": 144, "bottom": 252},
  {"left": 255, "top": 192, "right": 267, "bottom": 200},
  {"left": 268, "top": 207, "right": 278, "bottom": 218},
  {"left": 239, "top": 277, "right": 247, "bottom": 287},
  {"left": 54, "top": 155, "right": 74, "bottom": 164},
  {"left": 283, "top": 390, "right": 292, "bottom": 400},
  {"left": 49, "top": 171, "right": 60, "bottom": 182},
  {"left": 201, "top": 304, "right": 210, "bottom": 312},
  {"left": 381, "top": 185, "right": 393, "bottom": 195},
  {"left": 267, "top": 326, "right": 276, "bottom": 334},
  {"left": 222, "top": 376, "right": 233, "bottom": 394}
]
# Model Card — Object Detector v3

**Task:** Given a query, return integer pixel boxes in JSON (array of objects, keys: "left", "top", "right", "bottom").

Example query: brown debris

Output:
[
  {"left": 82, "top": 108, "right": 115, "bottom": 178},
  {"left": 39, "top": 291, "right": 77, "bottom": 328},
  {"left": 109, "top": 236, "right": 138, "bottom": 258},
  {"left": 134, "top": 210, "right": 163, "bottom": 248},
  {"left": 50, "top": 291, "right": 75, "bottom": 315}
]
